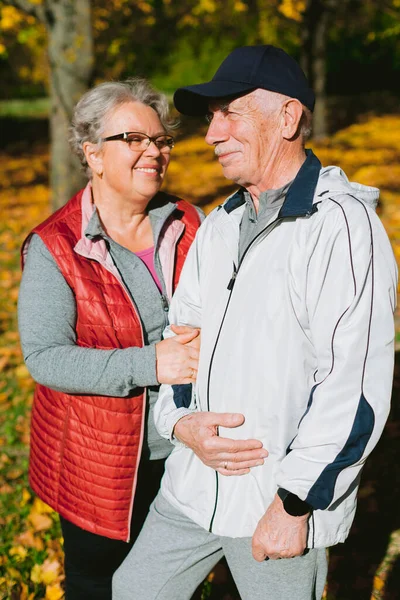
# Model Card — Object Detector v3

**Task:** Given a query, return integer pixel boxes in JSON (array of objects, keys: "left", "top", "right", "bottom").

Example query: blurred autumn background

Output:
[{"left": 0, "top": 0, "right": 400, "bottom": 598}]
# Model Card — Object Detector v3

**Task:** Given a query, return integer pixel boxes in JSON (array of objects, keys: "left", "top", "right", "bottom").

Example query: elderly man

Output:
[{"left": 113, "top": 45, "right": 397, "bottom": 600}]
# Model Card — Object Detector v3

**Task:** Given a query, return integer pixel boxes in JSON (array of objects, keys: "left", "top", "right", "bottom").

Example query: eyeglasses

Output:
[{"left": 102, "top": 131, "right": 175, "bottom": 153}]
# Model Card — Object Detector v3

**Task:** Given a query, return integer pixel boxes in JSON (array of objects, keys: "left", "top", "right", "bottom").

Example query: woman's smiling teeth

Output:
[{"left": 136, "top": 167, "right": 159, "bottom": 173}]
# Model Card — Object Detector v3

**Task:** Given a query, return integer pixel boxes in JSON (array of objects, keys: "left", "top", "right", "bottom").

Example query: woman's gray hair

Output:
[{"left": 69, "top": 78, "right": 176, "bottom": 178}]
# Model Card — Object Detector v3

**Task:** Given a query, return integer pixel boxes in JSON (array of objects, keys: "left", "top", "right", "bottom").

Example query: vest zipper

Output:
[{"left": 98, "top": 262, "right": 146, "bottom": 542}]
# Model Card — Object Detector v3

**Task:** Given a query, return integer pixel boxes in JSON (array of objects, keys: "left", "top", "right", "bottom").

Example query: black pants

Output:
[{"left": 60, "top": 458, "right": 165, "bottom": 600}]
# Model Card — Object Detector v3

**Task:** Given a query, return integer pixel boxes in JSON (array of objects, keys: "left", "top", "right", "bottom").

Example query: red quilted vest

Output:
[{"left": 24, "top": 187, "right": 201, "bottom": 541}]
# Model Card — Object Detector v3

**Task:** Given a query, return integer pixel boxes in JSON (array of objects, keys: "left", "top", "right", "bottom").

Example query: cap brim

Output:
[{"left": 173, "top": 81, "right": 256, "bottom": 116}]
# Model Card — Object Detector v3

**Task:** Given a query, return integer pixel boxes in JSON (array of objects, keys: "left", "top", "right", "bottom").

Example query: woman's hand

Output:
[{"left": 155, "top": 326, "right": 200, "bottom": 384}]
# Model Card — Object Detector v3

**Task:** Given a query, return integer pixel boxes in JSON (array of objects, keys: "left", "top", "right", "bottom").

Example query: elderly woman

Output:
[{"left": 18, "top": 78, "right": 203, "bottom": 600}]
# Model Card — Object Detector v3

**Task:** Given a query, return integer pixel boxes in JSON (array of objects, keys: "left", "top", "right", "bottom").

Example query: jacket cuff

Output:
[
  {"left": 277, "top": 488, "right": 313, "bottom": 516},
  {"left": 167, "top": 408, "right": 196, "bottom": 446}
]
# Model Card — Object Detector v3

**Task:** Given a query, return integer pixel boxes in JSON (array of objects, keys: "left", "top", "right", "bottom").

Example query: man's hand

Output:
[
  {"left": 155, "top": 326, "right": 200, "bottom": 385},
  {"left": 252, "top": 493, "right": 309, "bottom": 561},
  {"left": 173, "top": 412, "right": 268, "bottom": 475}
]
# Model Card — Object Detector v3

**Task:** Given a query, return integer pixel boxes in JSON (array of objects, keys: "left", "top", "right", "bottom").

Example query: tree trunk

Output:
[
  {"left": 45, "top": 0, "right": 93, "bottom": 210},
  {"left": 301, "top": 0, "right": 329, "bottom": 139},
  {"left": 4, "top": 0, "right": 94, "bottom": 210},
  {"left": 311, "top": 7, "right": 328, "bottom": 139}
]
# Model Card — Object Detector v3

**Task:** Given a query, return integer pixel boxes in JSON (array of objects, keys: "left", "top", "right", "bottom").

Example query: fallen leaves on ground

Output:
[{"left": 1, "top": 117, "right": 400, "bottom": 599}]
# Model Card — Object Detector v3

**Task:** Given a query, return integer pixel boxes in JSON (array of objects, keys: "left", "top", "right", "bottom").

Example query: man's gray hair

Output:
[
  {"left": 299, "top": 107, "right": 313, "bottom": 142},
  {"left": 69, "top": 78, "right": 176, "bottom": 178},
  {"left": 251, "top": 89, "right": 313, "bottom": 143}
]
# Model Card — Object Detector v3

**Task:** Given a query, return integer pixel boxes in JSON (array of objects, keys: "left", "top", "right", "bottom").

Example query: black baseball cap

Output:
[{"left": 173, "top": 45, "right": 315, "bottom": 116}]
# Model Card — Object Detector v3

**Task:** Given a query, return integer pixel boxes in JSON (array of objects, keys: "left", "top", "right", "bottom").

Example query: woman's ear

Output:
[
  {"left": 281, "top": 99, "right": 303, "bottom": 140},
  {"left": 83, "top": 142, "right": 104, "bottom": 178}
]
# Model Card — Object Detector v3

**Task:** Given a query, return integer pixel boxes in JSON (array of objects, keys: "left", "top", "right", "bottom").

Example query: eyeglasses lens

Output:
[{"left": 126, "top": 133, "right": 174, "bottom": 152}]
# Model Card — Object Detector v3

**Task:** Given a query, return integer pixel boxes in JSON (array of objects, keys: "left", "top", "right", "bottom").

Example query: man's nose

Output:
[{"left": 205, "top": 114, "right": 228, "bottom": 146}]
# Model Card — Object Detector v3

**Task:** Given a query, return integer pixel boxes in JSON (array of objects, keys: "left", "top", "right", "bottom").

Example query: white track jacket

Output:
[{"left": 155, "top": 150, "right": 397, "bottom": 548}]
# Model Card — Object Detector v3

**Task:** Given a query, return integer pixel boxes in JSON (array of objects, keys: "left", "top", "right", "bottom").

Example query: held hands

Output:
[
  {"left": 252, "top": 494, "right": 309, "bottom": 561},
  {"left": 173, "top": 412, "right": 268, "bottom": 476},
  {"left": 155, "top": 325, "right": 200, "bottom": 385}
]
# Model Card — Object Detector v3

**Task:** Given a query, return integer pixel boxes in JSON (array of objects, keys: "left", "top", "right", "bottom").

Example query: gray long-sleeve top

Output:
[
  {"left": 239, "top": 182, "right": 291, "bottom": 260},
  {"left": 18, "top": 198, "right": 201, "bottom": 459}
]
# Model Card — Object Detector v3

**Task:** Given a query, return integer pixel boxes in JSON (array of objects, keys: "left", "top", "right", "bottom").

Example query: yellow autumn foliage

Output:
[
  {"left": 279, "top": 0, "right": 306, "bottom": 21},
  {"left": 0, "top": 6, "right": 26, "bottom": 31},
  {"left": 45, "top": 583, "right": 64, "bottom": 600},
  {"left": 1, "top": 113, "right": 399, "bottom": 599},
  {"left": 9, "top": 546, "right": 28, "bottom": 562},
  {"left": 31, "top": 498, "right": 54, "bottom": 515}
]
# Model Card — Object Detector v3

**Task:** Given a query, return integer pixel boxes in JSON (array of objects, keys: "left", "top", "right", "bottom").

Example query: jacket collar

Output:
[
  {"left": 223, "top": 149, "right": 321, "bottom": 220},
  {"left": 216, "top": 149, "right": 321, "bottom": 266},
  {"left": 224, "top": 189, "right": 246, "bottom": 214},
  {"left": 278, "top": 149, "right": 321, "bottom": 218},
  {"left": 74, "top": 183, "right": 116, "bottom": 273}
]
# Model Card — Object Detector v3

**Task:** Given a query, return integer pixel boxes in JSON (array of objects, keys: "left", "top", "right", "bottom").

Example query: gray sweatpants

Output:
[{"left": 112, "top": 492, "right": 328, "bottom": 600}]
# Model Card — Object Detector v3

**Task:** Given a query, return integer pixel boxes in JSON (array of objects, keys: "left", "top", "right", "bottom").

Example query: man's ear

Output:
[
  {"left": 83, "top": 141, "right": 104, "bottom": 177},
  {"left": 281, "top": 99, "right": 303, "bottom": 140}
]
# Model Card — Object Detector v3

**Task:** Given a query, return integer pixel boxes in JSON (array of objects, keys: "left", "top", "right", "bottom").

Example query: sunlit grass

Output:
[{"left": 0, "top": 98, "right": 50, "bottom": 119}]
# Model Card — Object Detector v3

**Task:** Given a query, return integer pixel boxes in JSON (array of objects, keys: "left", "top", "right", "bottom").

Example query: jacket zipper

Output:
[
  {"left": 160, "top": 294, "right": 170, "bottom": 327},
  {"left": 207, "top": 199, "right": 317, "bottom": 533},
  {"left": 153, "top": 212, "right": 177, "bottom": 325},
  {"left": 207, "top": 216, "right": 283, "bottom": 533},
  {"left": 207, "top": 201, "right": 319, "bottom": 532},
  {"left": 311, "top": 512, "right": 315, "bottom": 548},
  {"left": 207, "top": 260, "right": 237, "bottom": 531}
]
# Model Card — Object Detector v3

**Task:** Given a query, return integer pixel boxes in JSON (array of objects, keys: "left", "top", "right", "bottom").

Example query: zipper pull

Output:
[
  {"left": 160, "top": 294, "right": 169, "bottom": 312},
  {"left": 227, "top": 269, "right": 237, "bottom": 291}
]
